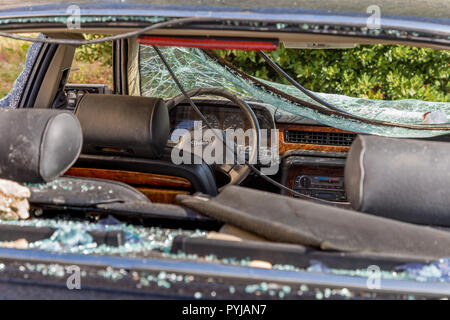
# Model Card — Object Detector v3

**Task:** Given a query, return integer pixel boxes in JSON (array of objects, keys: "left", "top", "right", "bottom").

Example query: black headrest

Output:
[
  {"left": 345, "top": 135, "right": 450, "bottom": 226},
  {"left": 0, "top": 109, "right": 82, "bottom": 183},
  {"left": 75, "top": 94, "right": 169, "bottom": 158}
]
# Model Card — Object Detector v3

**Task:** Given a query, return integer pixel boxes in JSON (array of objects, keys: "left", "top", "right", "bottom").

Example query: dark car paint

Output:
[{"left": 0, "top": 1, "right": 449, "bottom": 299}]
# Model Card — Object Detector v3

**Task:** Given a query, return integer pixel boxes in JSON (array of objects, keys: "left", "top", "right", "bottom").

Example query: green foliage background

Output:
[
  {"left": 74, "top": 34, "right": 113, "bottom": 66},
  {"left": 216, "top": 45, "right": 449, "bottom": 102}
]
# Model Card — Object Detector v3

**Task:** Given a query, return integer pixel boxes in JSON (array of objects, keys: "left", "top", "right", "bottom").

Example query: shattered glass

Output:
[
  {"left": 1, "top": 217, "right": 449, "bottom": 287},
  {"left": 396, "top": 258, "right": 450, "bottom": 282},
  {"left": 0, "top": 36, "right": 43, "bottom": 109},
  {"left": 0, "top": 15, "right": 167, "bottom": 27},
  {"left": 0, "top": 218, "right": 207, "bottom": 256},
  {"left": 307, "top": 258, "right": 450, "bottom": 284},
  {"left": 138, "top": 45, "right": 450, "bottom": 138}
]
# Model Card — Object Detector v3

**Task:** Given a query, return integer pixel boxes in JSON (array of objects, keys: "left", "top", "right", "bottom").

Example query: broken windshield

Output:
[{"left": 136, "top": 44, "right": 450, "bottom": 138}]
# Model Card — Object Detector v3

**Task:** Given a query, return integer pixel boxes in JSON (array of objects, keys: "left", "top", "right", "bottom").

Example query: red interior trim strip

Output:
[{"left": 138, "top": 36, "right": 278, "bottom": 51}]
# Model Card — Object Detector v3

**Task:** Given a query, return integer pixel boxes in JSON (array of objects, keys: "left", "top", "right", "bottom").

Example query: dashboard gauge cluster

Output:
[
  {"left": 222, "top": 113, "right": 244, "bottom": 130},
  {"left": 168, "top": 101, "right": 275, "bottom": 147}
]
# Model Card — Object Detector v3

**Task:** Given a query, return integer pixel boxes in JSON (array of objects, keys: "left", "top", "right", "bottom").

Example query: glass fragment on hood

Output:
[
  {"left": 0, "top": 218, "right": 207, "bottom": 256},
  {"left": 307, "top": 258, "right": 450, "bottom": 284},
  {"left": 138, "top": 45, "right": 450, "bottom": 138}
]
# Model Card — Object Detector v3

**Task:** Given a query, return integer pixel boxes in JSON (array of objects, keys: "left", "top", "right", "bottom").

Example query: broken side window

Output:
[{"left": 0, "top": 35, "right": 43, "bottom": 109}]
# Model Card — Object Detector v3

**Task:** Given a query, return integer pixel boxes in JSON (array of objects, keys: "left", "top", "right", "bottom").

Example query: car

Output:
[{"left": 0, "top": 0, "right": 449, "bottom": 300}]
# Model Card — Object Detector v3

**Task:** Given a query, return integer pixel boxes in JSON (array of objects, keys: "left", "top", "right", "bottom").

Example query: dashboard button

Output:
[{"left": 298, "top": 175, "right": 311, "bottom": 188}]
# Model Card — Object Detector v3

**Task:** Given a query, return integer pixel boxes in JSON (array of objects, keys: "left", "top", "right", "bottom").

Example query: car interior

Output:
[{"left": 1, "top": 30, "right": 450, "bottom": 275}]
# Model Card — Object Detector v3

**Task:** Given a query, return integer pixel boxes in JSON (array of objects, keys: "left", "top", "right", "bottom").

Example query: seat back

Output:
[
  {"left": 75, "top": 94, "right": 169, "bottom": 159},
  {"left": 0, "top": 109, "right": 82, "bottom": 183},
  {"left": 75, "top": 94, "right": 217, "bottom": 196},
  {"left": 345, "top": 135, "right": 450, "bottom": 226}
]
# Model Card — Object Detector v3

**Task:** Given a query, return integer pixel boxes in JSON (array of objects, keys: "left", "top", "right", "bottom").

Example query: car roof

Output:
[
  {"left": 0, "top": 0, "right": 449, "bottom": 49},
  {"left": 1, "top": 0, "right": 449, "bottom": 21}
]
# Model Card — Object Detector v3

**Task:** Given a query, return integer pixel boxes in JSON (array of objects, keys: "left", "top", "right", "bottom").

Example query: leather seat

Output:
[
  {"left": 74, "top": 94, "right": 218, "bottom": 196},
  {"left": 0, "top": 108, "right": 154, "bottom": 205},
  {"left": 0, "top": 109, "right": 82, "bottom": 183},
  {"left": 345, "top": 134, "right": 450, "bottom": 226}
]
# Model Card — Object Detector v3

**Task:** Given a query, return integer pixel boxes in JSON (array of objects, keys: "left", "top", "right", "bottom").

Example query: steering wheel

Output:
[{"left": 167, "top": 88, "right": 260, "bottom": 188}]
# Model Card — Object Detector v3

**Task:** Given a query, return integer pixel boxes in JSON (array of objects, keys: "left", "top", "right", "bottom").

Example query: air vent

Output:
[{"left": 284, "top": 130, "right": 356, "bottom": 146}]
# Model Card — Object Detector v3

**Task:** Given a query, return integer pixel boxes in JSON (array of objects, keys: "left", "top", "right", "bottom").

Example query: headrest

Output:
[
  {"left": 0, "top": 109, "right": 82, "bottom": 183},
  {"left": 75, "top": 94, "right": 169, "bottom": 158},
  {"left": 345, "top": 135, "right": 450, "bottom": 226}
]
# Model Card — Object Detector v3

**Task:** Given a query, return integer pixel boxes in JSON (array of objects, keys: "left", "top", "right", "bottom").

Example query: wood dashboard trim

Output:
[
  {"left": 65, "top": 168, "right": 192, "bottom": 204},
  {"left": 65, "top": 168, "right": 192, "bottom": 188},
  {"left": 277, "top": 124, "right": 353, "bottom": 154},
  {"left": 136, "top": 188, "right": 190, "bottom": 204}
]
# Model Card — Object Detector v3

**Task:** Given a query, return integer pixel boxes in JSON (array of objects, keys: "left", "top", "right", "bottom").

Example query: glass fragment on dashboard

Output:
[{"left": 137, "top": 45, "right": 450, "bottom": 138}]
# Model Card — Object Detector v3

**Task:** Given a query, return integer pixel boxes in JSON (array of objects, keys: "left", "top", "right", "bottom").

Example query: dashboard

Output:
[
  {"left": 62, "top": 86, "right": 353, "bottom": 203},
  {"left": 167, "top": 101, "right": 352, "bottom": 204}
]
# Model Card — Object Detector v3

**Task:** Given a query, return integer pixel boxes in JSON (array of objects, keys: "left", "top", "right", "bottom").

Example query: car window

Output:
[
  {"left": 0, "top": 38, "right": 30, "bottom": 98},
  {"left": 136, "top": 44, "right": 450, "bottom": 138},
  {"left": 0, "top": 35, "right": 42, "bottom": 109},
  {"left": 68, "top": 37, "right": 113, "bottom": 89}
]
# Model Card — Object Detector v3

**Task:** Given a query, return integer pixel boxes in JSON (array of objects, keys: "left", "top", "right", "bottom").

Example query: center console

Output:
[
  {"left": 277, "top": 124, "right": 354, "bottom": 203},
  {"left": 280, "top": 155, "right": 347, "bottom": 202}
]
